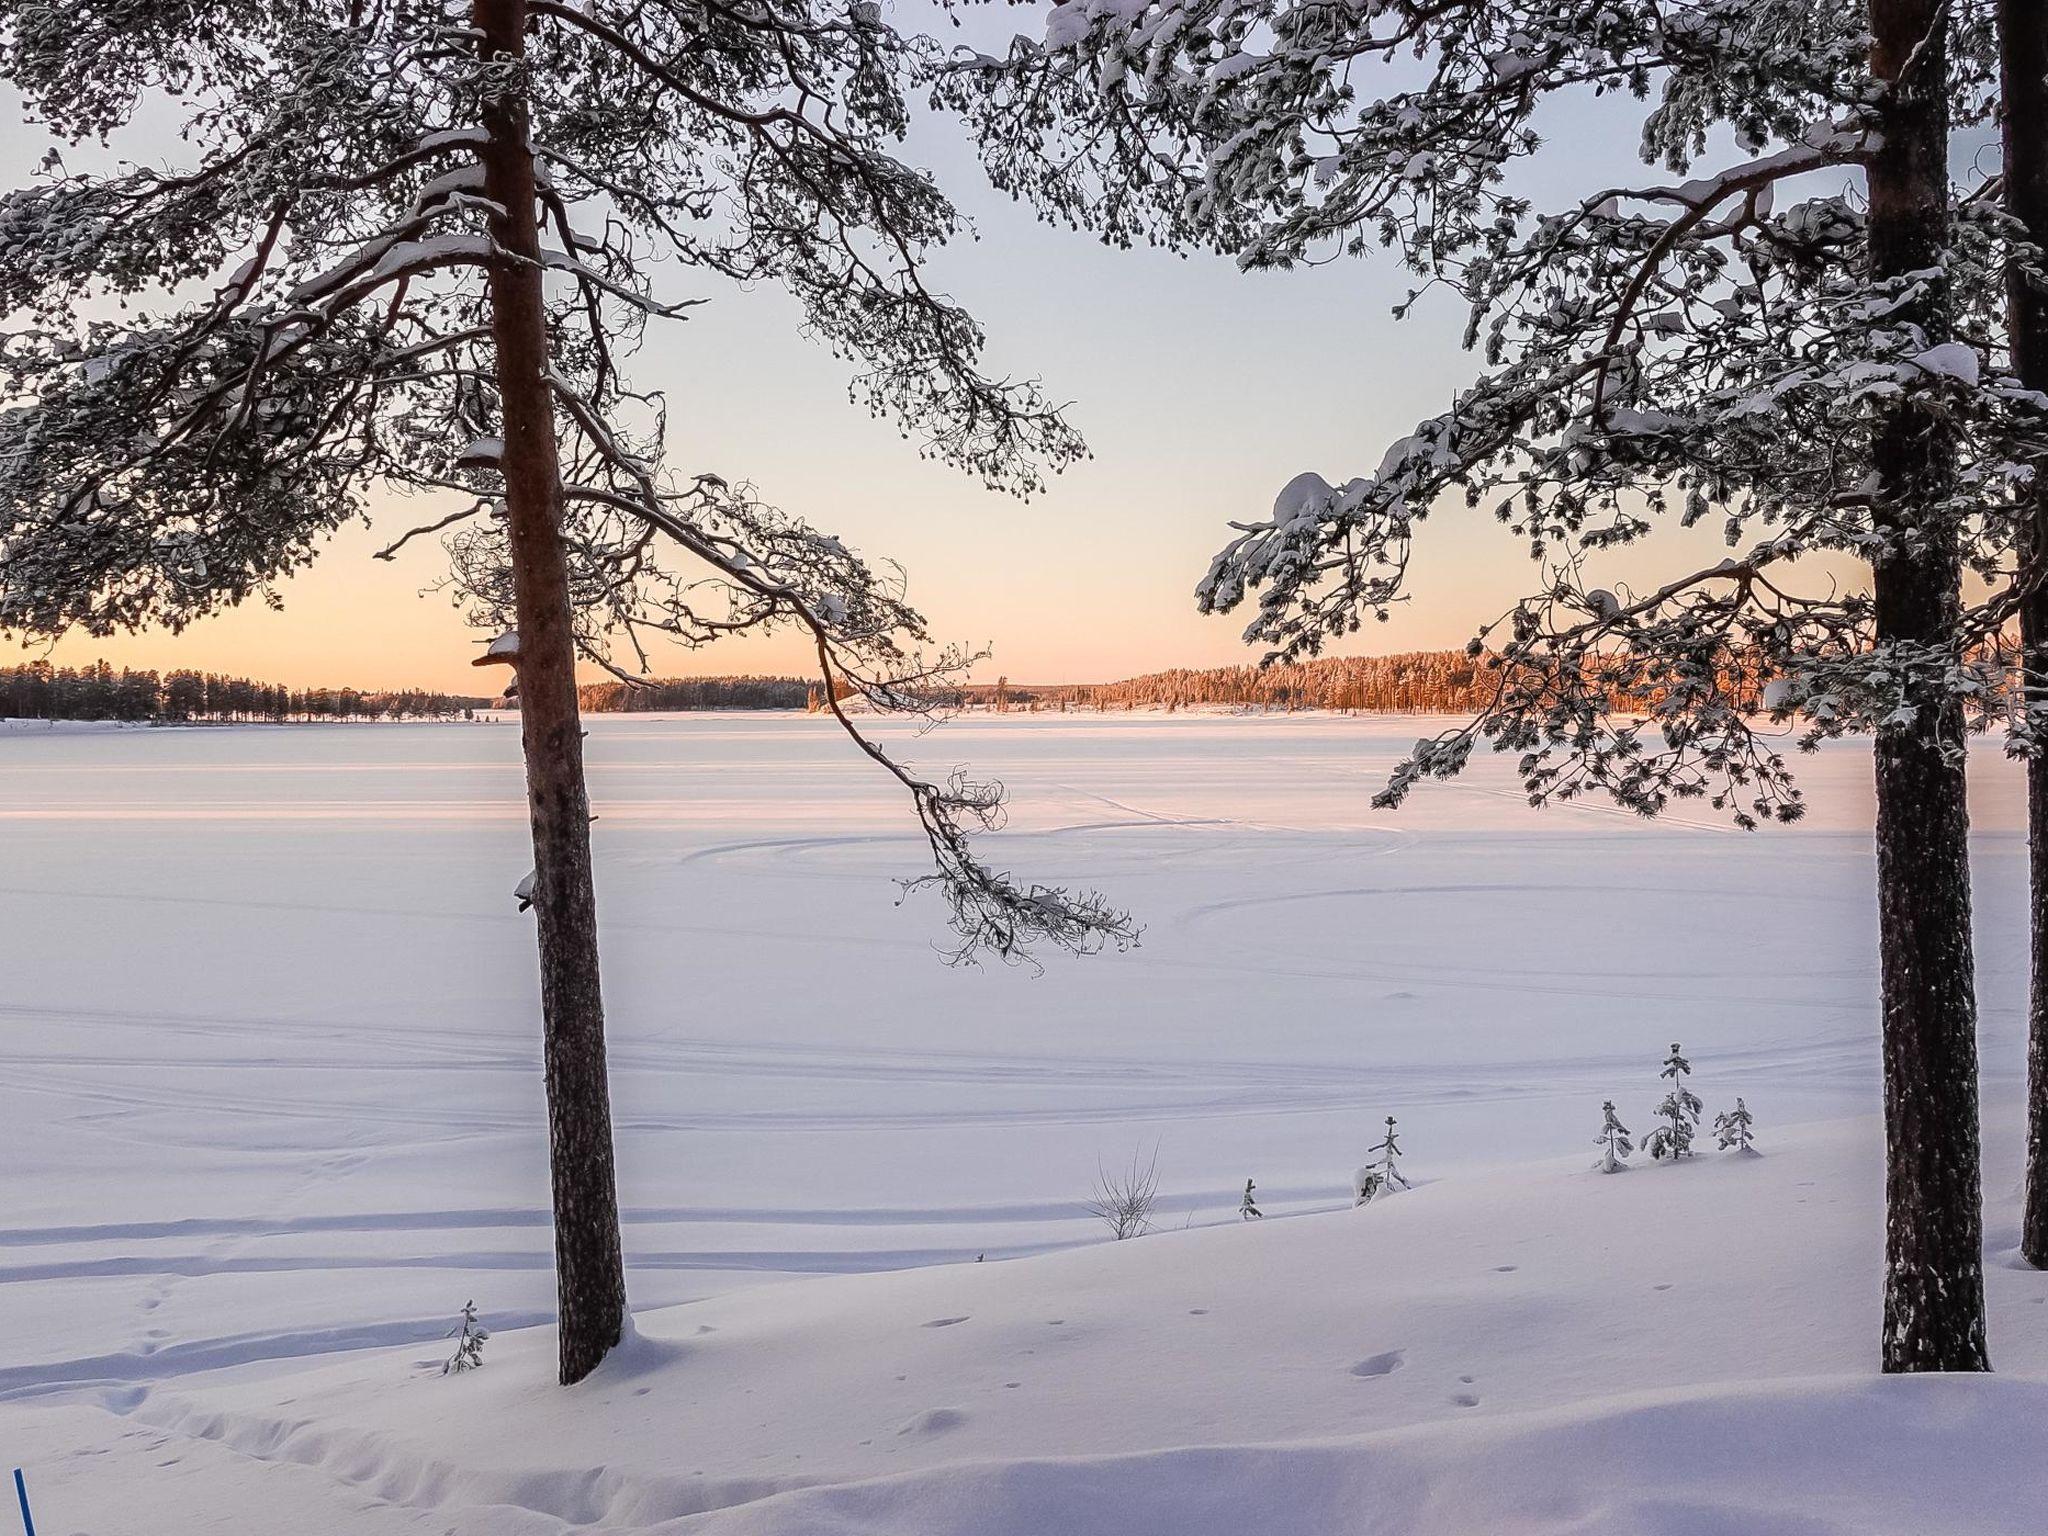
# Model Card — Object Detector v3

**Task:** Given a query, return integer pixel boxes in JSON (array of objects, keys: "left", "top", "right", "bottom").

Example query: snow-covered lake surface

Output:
[{"left": 3, "top": 711, "right": 2042, "bottom": 1533}]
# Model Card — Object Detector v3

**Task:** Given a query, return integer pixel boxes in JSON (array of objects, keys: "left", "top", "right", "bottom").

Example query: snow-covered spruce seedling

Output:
[
  {"left": 1594, "top": 1100, "right": 1634, "bottom": 1176},
  {"left": 1645, "top": 1044, "right": 1702, "bottom": 1162},
  {"left": 0, "top": 0, "right": 1134, "bottom": 1385},
  {"left": 1352, "top": 1166, "right": 1381, "bottom": 1207},
  {"left": 445, "top": 1300, "right": 488, "bottom": 1375},
  {"left": 1370, "top": 1116, "right": 1411, "bottom": 1197},
  {"left": 1715, "top": 1098, "right": 1758, "bottom": 1155},
  {"left": 955, "top": 0, "right": 2035, "bottom": 1371},
  {"left": 1240, "top": 1178, "right": 1263, "bottom": 1220}
]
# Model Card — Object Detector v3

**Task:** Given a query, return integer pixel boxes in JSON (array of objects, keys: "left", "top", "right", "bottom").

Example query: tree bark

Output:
[
  {"left": 1866, "top": 0, "right": 1989, "bottom": 1371},
  {"left": 474, "top": 0, "right": 628, "bottom": 1385},
  {"left": 1999, "top": 0, "right": 2048, "bottom": 1271}
]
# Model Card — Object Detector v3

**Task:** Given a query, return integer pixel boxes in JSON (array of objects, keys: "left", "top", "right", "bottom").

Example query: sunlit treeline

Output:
[
  {"left": 565, "top": 653, "right": 1505, "bottom": 716},
  {"left": 961, "top": 652, "right": 1498, "bottom": 714},
  {"left": 0, "top": 661, "right": 486, "bottom": 723},
  {"left": 575, "top": 676, "right": 815, "bottom": 712}
]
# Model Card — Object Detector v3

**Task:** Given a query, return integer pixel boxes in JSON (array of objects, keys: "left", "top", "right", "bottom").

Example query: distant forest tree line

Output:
[
  {"left": 22, "top": 648, "right": 1895, "bottom": 724},
  {"left": 561, "top": 653, "right": 1503, "bottom": 715},
  {"left": 569, "top": 651, "right": 1749, "bottom": 717},
  {"left": 575, "top": 676, "right": 816, "bottom": 712},
  {"left": 964, "top": 653, "right": 1502, "bottom": 714},
  {"left": 0, "top": 661, "right": 486, "bottom": 723}
]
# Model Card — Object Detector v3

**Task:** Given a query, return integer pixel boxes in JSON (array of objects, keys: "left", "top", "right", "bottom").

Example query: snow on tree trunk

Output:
[
  {"left": 1867, "top": 0, "right": 1989, "bottom": 1373},
  {"left": 475, "top": 0, "right": 626, "bottom": 1386},
  {"left": 2002, "top": 0, "right": 2048, "bottom": 1273}
]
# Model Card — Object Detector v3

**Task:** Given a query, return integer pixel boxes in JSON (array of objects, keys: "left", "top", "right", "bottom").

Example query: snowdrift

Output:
[
  {"left": 686, "top": 1376, "right": 2048, "bottom": 1536},
  {"left": 8, "top": 1115, "right": 2043, "bottom": 1534}
]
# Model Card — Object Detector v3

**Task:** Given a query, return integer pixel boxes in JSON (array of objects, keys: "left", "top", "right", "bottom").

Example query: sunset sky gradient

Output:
[{"left": 0, "top": 41, "right": 1866, "bottom": 693}]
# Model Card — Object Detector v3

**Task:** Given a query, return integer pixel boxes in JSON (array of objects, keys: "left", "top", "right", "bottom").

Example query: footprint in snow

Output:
[
  {"left": 921, "top": 1316, "right": 970, "bottom": 1329},
  {"left": 1451, "top": 1392, "right": 1480, "bottom": 1408},
  {"left": 1492, "top": 1265, "right": 1518, "bottom": 1273},
  {"left": 898, "top": 1408, "right": 968, "bottom": 1437},
  {"left": 1349, "top": 1349, "right": 1405, "bottom": 1378}
]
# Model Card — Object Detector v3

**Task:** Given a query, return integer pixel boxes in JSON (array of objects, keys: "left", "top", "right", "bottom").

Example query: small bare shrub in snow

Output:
[
  {"left": 1715, "top": 1099, "right": 1757, "bottom": 1155},
  {"left": 1086, "top": 1147, "right": 1160, "bottom": 1240},
  {"left": 1239, "top": 1179, "right": 1263, "bottom": 1220},
  {"left": 1645, "top": 1044, "right": 1702, "bottom": 1161},
  {"left": 1594, "top": 1101, "right": 1634, "bottom": 1174},
  {"left": 444, "top": 1301, "right": 489, "bottom": 1375}
]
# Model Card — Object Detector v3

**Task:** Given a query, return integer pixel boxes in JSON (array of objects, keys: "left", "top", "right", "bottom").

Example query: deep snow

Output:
[{"left": 1, "top": 711, "right": 2041, "bottom": 1532}]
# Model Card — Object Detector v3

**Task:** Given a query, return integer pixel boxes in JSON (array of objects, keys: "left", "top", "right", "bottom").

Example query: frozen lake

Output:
[{"left": 0, "top": 710, "right": 2033, "bottom": 1390}]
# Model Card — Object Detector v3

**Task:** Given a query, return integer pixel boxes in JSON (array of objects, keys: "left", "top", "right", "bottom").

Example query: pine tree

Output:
[
  {"left": 1715, "top": 1098, "right": 1757, "bottom": 1155},
  {"left": 960, "top": 0, "right": 2017, "bottom": 1371},
  {"left": 2002, "top": 0, "right": 2048, "bottom": 1273},
  {"left": 1371, "top": 1116, "right": 1410, "bottom": 1195},
  {"left": 444, "top": 1300, "right": 489, "bottom": 1374},
  {"left": 1645, "top": 1044, "right": 1703, "bottom": 1162},
  {"left": 1594, "top": 1101, "right": 1633, "bottom": 1175},
  {"left": 0, "top": 0, "right": 1133, "bottom": 1384},
  {"left": 1239, "top": 1178, "right": 1263, "bottom": 1220},
  {"left": 1352, "top": 1167, "right": 1382, "bottom": 1208}
]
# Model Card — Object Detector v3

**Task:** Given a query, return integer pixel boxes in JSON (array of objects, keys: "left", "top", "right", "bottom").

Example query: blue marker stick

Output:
[{"left": 12, "top": 1468, "right": 31, "bottom": 1536}]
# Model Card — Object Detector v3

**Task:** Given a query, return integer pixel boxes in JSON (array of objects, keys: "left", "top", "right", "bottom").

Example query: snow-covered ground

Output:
[{"left": 2, "top": 712, "right": 2041, "bottom": 1532}]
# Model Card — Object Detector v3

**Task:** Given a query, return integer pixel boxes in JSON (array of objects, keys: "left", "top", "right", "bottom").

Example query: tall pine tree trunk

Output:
[
  {"left": 2003, "top": 0, "right": 2048, "bottom": 1270},
  {"left": 475, "top": 0, "right": 629, "bottom": 1385},
  {"left": 1867, "top": 0, "right": 1990, "bottom": 1371}
]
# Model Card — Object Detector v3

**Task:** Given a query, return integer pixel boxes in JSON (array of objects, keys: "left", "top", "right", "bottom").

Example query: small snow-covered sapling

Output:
[
  {"left": 1594, "top": 1099, "right": 1633, "bottom": 1174},
  {"left": 1353, "top": 1166, "right": 1381, "bottom": 1206},
  {"left": 1644, "top": 1042, "right": 1702, "bottom": 1161},
  {"left": 445, "top": 1299, "right": 489, "bottom": 1374},
  {"left": 1369, "top": 1116, "right": 1411, "bottom": 1196},
  {"left": 1714, "top": 1097, "right": 1756, "bottom": 1153},
  {"left": 1240, "top": 1178, "right": 1263, "bottom": 1219}
]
